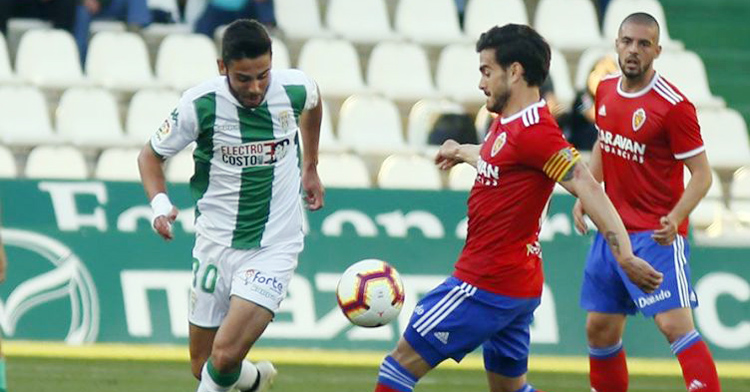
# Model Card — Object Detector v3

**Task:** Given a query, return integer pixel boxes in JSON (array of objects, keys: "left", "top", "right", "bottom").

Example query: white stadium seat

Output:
[
  {"left": 655, "top": 50, "right": 725, "bottom": 109},
  {"left": 126, "top": 88, "right": 180, "bottom": 145},
  {"left": 317, "top": 153, "right": 372, "bottom": 188},
  {"left": 326, "top": 0, "right": 395, "bottom": 44},
  {"left": 297, "top": 38, "right": 365, "bottom": 97},
  {"left": 395, "top": 0, "right": 464, "bottom": 45},
  {"left": 56, "top": 87, "right": 126, "bottom": 147},
  {"left": 730, "top": 167, "right": 750, "bottom": 225},
  {"left": 337, "top": 94, "right": 407, "bottom": 155},
  {"left": 534, "top": 0, "right": 603, "bottom": 52},
  {"left": 0, "top": 145, "right": 17, "bottom": 178},
  {"left": 436, "top": 43, "right": 486, "bottom": 104},
  {"left": 166, "top": 147, "right": 195, "bottom": 183},
  {"left": 275, "top": 0, "right": 327, "bottom": 39},
  {"left": 272, "top": 38, "right": 291, "bottom": 70},
  {"left": 698, "top": 108, "right": 750, "bottom": 171},
  {"left": 574, "top": 47, "right": 615, "bottom": 91},
  {"left": 367, "top": 41, "right": 435, "bottom": 101},
  {"left": 15, "top": 29, "right": 85, "bottom": 88},
  {"left": 602, "top": 0, "right": 682, "bottom": 49},
  {"left": 25, "top": 145, "right": 88, "bottom": 179},
  {"left": 549, "top": 47, "right": 575, "bottom": 111},
  {"left": 685, "top": 169, "right": 724, "bottom": 230},
  {"left": 377, "top": 154, "right": 442, "bottom": 190},
  {"left": 318, "top": 100, "right": 342, "bottom": 152},
  {"left": 86, "top": 31, "right": 154, "bottom": 91},
  {"left": 448, "top": 163, "right": 477, "bottom": 190},
  {"left": 156, "top": 33, "right": 218, "bottom": 92},
  {"left": 0, "top": 85, "right": 57, "bottom": 146},
  {"left": 94, "top": 147, "right": 142, "bottom": 181},
  {"left": 407, "top": 98, "right": 465, "bottom": 149},
  {"left": 463, "top": 0, "right": 528, "bottom": 40},
  {"left": 0, "top": 32, "right": 14, "bottom": 83}
]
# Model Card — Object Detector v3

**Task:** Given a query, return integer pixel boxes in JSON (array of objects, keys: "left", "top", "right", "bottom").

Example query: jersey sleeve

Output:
[
  {"left": 518, "top": 125, "right": 581, "bottom": 181},
  {"left": 664, "top": 101, "right": 704, "bottom": 160},
  {"left": 149, "top": 93, "right": 199, "bottom": 159},
  {"left": 302, "top": 73, "right": 319, "bottom": 110}
]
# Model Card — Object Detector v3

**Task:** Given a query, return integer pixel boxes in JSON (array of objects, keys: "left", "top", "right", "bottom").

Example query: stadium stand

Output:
[
  {"left": 367, "top": 41, "right": 436, "bottom": 101},
  {"left": 155, "top": 33, "right": 218, "bottom": 91},
  {"left": 24, "top": 145, "right": 88, "bottom": 179},
  {"left": 377, "top": 154, "right": 442, "bottom": 190},
  {"left": 318, "top": 153, "right": 372, "bottom": 188},
  {"left": 394, "top": 0, "right": 464, "bottom": 46},
  {"left": 297, "top": 38, "right": 365, "bottom": 98},
  {"left": 698, "top": 108, "right": 750, "bottom": 172},
  {"left": 15, "top": 29, "right": 84, "bottom": 89},
  {"left": 126, "top": 88, "right": 180, "bottom": 145},
  {"left": 94, "top": 147, "right": 142, "bottom": 181},
  {"left": 435, "top": 43, "right": 485, "bottom": 104},
  {"left": 463, "top": 0, "right": 528, "bottom": 41},
  {"left": 337, "top": 94, "right": 408, "bottom": 155},
  {"left": 448, "top": 162, "right": 477, "bottom": 191},
  {"left": 86, "top": 31, "right": 154, "bottom": 91},
  {"left": 56, "top": 87, "right": 125, "bottom": 147},
  {"left": 165, "top": 146, "right": 195, "bottom": 183},
  {"left": 602, "top": 0, "right": 682, "bottom": 50},
  {"left": 275, "top": 0, "right": 327, "bottom": 40},
  {"left": 533, "top": 0, "right": 602, "bottom": 52},
  {"left": 0, "top": 145, "right": 16, "bottom": 178},
  {"left": 325, "top": 0, "right": 395, "bottom": 44},
  {"left": 0, "top": 85, "right": 57, "bottom": 146},
  {"left": 730, "top": 167, "right": 750, "bottom": 226},
  {"left": 0, "top": 32, "right": 13, "bottom": 83},
  {"left": 407, "top": 98, "right": 465, "bottom": 149}
]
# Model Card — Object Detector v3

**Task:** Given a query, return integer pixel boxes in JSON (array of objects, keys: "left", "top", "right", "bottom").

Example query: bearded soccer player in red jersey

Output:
[
  {"left": 372, "top": 24, "right": 663, "bottom": 392},
  {"left": 574, "top": 13, "right": 721, "bottom": 392}
]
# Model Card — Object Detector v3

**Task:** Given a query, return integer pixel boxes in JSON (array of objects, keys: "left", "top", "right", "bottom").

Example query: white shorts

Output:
[{"left": 188, "top": 233, "right": 302, "bottom": 328}]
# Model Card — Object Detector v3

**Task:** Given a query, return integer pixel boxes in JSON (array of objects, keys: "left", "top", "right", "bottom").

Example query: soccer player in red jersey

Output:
[
  {"left": 373, "top": 24, "right": 662, "bottom": 392},
  {"left": 574, "top": 13, "right": 721, "bottom": 392}
]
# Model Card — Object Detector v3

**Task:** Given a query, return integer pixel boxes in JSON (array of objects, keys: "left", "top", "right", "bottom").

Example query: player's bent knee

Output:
[
  {"left": 209, "top": 348, "right": 242, "bottom": 374},
  {"left": 586, "top": 317, "right": 622, "bottom": 346}
]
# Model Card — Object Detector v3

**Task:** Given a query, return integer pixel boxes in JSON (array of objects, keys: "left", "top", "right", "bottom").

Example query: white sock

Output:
[
  {"left": 235, "top": 360, "right": 260, "bottom": 391},
  {"left": 196, "top": 360, "right": 239, "bottom": 392}
]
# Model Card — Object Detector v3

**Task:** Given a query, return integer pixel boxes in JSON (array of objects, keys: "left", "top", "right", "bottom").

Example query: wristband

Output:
[{"left": 150, "top": 193, "right": 174, "bottom": 229}]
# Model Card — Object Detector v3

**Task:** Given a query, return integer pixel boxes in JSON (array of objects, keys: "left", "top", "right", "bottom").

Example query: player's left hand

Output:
[
  {"left": 652, "top": 216, "right": 678, "bottom": 245},
  {"left": 303, "top": 165, "right": 325, "bottom": 211}
]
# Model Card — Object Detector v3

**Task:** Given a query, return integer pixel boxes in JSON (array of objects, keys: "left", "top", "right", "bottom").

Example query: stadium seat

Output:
[
  {"left": 15, "top": 29, "right": 85, "bottom": 89},
  {"left": 407, "top": 98, "right": 465, "bottom": 149},
  {"left": 602, "top": 0, "right": 682, "bottom": 49},
  {"left": 549, "top": 47, "right": 575, "bottom": 111},
  {"left": 367, "top": 41, "right": 436, "bottom": 101},
  {"left": 126, "top": 89, "right": 180, "bottom": 145},
  {"left": 325, "top": 0, "right": 395, "bottom": 44},
  {"left": 463, "top": 0, "right": 528, "bottom": 40},
  {"left": 377, "top": 154, "right": 442, "bottom": 190},
  {"left": 275, "top": 0, "right": 327, "bottom": 39},
  {"left": 318, "top": 100, "right": 343, "bottom": 152},
  {"left": 685, "top": 169, "right": 724, "bottom": 230},
  {"left": 56, "top": 87, "right": 126, "bottom": 147},
  {"left": 0, "top": 145, "right": 17, "bottom": 178},
  {"left": 0, "top": 85, "right": 57, "bottom": 146},
  {"left": 86, "top": 31, "right": 154, "bottom": 91},
  {"left": 165, "top": 146, "right": 195, "bottom": 183},
  {"left": 730, "top": 167, "right": 750, "bottom": 225},
  {"left": 0, "top": 33, "right": 14, "bottom": 83},
  {"left": 156, "top": 34, "right": 218, "bottom": 92},
  {"left": 435, "top": 43, "right": 486, "bottom": 104},
  {"left": 448, "top": 163, "right": 477, "bottom": 190},
  {"left": 395, "top": 0, "right": 464, "bottom": 45},
  {"left": 94, "top": 147, "right": 142, "bottom": 181},
  {"left": 272, "top": 38, "right": 291, "bottom": 70},
  {"left": 297, "top": 38, "right": 365, "bottom": 97},
  {"left": 317, "top": 153, "right": 372, "bottom": 188},
  {"left": 698, "top": 108, "right": 750, "bottom": 171},
  {"left": 534, "top": 0, "right": 603, "bottom": 52},
  {"left": 25, "top": 145, "right": 88, "bottom": 179},
  {"left": 337, "top": 94, "right": 408, "bottom": 155},
  {"left": 655, "top": 50, "right": 725, "bottom": 109},
  {"left": 574, "top": 47, "right": 616, "bottom": 91}
]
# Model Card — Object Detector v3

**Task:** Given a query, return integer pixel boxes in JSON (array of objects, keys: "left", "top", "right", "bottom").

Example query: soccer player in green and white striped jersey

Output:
[{"left": 137, "top": 19, "right": 324, "bottom": 392}]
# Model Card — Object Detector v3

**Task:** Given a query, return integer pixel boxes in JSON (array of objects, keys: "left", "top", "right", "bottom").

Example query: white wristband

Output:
[{"left": 150, "top": 193, "right": 174, "bottom": 228}]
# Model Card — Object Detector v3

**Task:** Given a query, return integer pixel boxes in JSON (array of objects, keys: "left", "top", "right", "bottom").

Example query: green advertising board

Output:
[{"left": 0, "top": 179, "right": 748, "bottom": 360}]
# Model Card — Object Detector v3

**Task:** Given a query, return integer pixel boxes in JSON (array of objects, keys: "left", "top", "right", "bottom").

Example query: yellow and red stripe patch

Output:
[{"left": 542, "top": 147, "right": 581, "bottom": 182}]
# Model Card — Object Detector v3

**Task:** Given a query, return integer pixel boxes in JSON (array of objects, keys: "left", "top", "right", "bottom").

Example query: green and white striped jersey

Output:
[{"left": 151, "top": 70, "right": 319, "bottom": 249}]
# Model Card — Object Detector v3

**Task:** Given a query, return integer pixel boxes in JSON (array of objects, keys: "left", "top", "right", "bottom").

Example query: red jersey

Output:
[
  {"left": 595, "top": 73, "right": 704, "bottom": 236},
  {"left": 454, "top": 100, "right": 580, "bottom": 298}
]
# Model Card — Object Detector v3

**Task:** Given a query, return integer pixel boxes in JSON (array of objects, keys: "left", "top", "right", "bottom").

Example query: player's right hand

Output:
[
  {"left": 153, "top": 207, "right": 178, "bottom": 241},
  {"left": 572, "top": 199, "right": 588, "bottom": 234},
  {"left": 619, "top": 255, "right": 663, "bottom": 294}
]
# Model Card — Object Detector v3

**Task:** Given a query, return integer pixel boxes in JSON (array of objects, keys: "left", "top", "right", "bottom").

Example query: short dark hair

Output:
[
  {"left": 475, "top": 24, "right": 550, "bottom": 87},
  {"left": 619, "top": 12, "right": 661, "bottom": 42},
  {"left": 221, "top": 19, "right": 272, "bottom": 66}
]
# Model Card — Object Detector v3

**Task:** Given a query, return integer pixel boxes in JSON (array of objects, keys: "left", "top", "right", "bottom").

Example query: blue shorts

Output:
[
  {"left": 403, "top": 276, "right": 541, "bottom": 377},
  {"left": 580, "top": 231, "right": 698, "bottom": 317}
]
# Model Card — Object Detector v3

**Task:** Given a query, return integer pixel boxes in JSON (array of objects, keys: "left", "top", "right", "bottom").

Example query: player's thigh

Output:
[
  {"left": 211, "top": 295, "right": 274, "bottom": 370},
  {"left": 389, "top": 337, "right": 434, "bottom": 378},
  {"left": 189, "top": 323, "right": 218, "bottom": 379},
  {"left": 486, "top": 371, "right": 526, "bottom": 392},
  {"left": 586, "top": 311, "right": 627, "bottom": 347},
  {"left": 189, "top": 235, "right": 232, "bottom": 329},
  {"left": 653, "top": 307, "right": 695, "bottom": 343},
  {"left": 580, "top": 233, "right": 638, "bottom": 315},
  {"left": 619, "top": 233, "right": 697, "bottom": 317}
]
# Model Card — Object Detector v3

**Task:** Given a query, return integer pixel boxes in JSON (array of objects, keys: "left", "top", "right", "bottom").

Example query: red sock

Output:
[
  {"left": 375, "top": 384, "right": 402, "bottom": 392},
  {"left": 676, "top": 340, "right": 721, "bottom": 392},
  {"left": 590, "top": 349, "right": 628, "bottom": 392}
]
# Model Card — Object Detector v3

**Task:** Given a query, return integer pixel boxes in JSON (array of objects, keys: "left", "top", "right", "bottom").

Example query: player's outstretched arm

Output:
[
  {"left": 299, "top": 87, "right": 324, "bottom": 211},
  {"left": 560, "top": 162, "right": 663, "bottom": 293},
  {"left": 652, "top": 152, "right": 711, "bottom": 245},
  {"left": 137, "top": 143, "right": 178, "bottom": 240},
  {"left": 435, "top": 140, "right": 481, "bottom": 170}
]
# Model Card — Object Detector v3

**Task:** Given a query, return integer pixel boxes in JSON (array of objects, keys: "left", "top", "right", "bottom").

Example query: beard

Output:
[
  {"left": 487, "top": 89, "right": 511, "bottom": 114},
  {"left": 619, "top": 56, "right": 650, "bottom": 80}
]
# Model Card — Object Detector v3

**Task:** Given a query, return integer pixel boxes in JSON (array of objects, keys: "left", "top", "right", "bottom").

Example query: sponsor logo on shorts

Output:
[
  {"left": 637, "top": 289, "right": 672, "bottom": 308},
  {"left": 243, "top": 269, "right": 284, "bottom": 295}
]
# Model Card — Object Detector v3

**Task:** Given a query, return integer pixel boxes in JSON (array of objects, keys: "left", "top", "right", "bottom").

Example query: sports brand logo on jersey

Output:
[
  {"left": 491, "top": 132, "right": 507, "bottom": 157},
  {"left": 278, "top": 110, "right": 295, "bottom": 132},
  {"left": 598, "top": 105, "right": 607, "bottom": 117},
  {"left": 632, "top": 108, "right": 646, "bottom": 132},
  {"left": 433, "top": 331, "right": 450, "bottom": 344}
]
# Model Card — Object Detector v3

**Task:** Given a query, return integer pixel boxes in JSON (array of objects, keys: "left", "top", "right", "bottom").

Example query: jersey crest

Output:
[
  {"left": 632, "top": 108, "right": 646, "bottom": 132},
  {"left": 491, "top": 132, "right": 507, "bottom": 157}
]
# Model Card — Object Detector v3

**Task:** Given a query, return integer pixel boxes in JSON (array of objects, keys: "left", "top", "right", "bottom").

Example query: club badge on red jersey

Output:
[
  {"left": 491, "top": 132, "right": 507, "bottom": 157},
  {"left": 632, "top": 108, "right": 647, "bottom": 132}
]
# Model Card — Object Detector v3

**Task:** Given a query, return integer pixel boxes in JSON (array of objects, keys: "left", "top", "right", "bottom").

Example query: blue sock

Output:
[
  {"left": 377, "top": 355, "right": 418, "bottom": 392},
  {"left": 670, "top": 330, "right": 701, "bottom": 355},
  {"left": 512, "top": 384, "right": 536, "bottom": 392},
  {"left": 588, "top": 340, "right": 624, "bottom": 359}
]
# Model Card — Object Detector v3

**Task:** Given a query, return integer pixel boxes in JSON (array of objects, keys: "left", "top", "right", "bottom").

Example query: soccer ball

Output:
[{"left": 336, "top": 259, "right": 405, "bottom": 328}]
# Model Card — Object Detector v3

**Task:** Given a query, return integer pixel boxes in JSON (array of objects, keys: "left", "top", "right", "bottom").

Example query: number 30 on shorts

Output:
[{"left": 192, "top": 258, "right": 218, "bottom": 293}]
